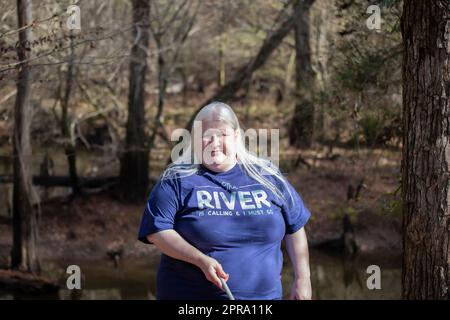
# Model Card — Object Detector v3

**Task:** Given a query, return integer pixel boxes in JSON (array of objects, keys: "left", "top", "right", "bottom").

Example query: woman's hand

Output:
[
  {"left": 289, "top": 276, "right": 312, "bottom": 300},
  {"left": 197, "top": 255, "right": 229, "bottom": 289}
]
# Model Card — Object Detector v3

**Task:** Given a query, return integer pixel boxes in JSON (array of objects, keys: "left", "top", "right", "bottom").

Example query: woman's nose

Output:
[{"left": 211, "top": 134, "right": 221, "bottom": 146}]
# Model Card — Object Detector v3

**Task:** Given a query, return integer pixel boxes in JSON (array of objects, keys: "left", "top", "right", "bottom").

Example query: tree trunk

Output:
[
  {"left": 289, "top": 0, "right": 315, "bottom": 148},
  {"left": 61, "top": 31, "right": 79, "bottom": 196},
  {"left": 148, "top": 38, "right": 167, "bottom": 154},
  {"left": 218, "top": 33, "right": 226, "bottom": 87},
  {"left": 11, "top": 0, "right": 40, "bottom": 274},
  {"left": 119, "top": 0, "right": 150, "bottom": 203},
  {"left": 401, "top": 0, "right": 450, "bottom": 299}
]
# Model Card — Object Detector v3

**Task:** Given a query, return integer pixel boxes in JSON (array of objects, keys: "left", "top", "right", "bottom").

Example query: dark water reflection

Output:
[
  {"left": 307, "top": 250, "right": 401, "bottom": 299},
  {"left": 0, "top": 249, "right": 401, "bottom": 300}
]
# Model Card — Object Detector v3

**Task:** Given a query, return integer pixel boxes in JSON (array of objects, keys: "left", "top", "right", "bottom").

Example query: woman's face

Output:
[{"left": 195, "top": 120, "right": 238, "bottom": 172}]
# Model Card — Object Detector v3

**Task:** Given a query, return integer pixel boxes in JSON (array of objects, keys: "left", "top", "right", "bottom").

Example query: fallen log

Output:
[
  {"left": 0, "top": 175, "right": 118, "bottom": 188},
  {"left": 0, "top": 269, "right": 59, "bottom": 295}
]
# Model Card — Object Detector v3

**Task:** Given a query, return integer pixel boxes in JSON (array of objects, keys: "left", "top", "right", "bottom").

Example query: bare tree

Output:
[
  {"left": 289, "top": 0, "right": 315, "bottom": 148},
  {"left": 11, "top": 0, "right": 40, "bottom": 273},
  {"left": 148, "top": 0, "right": 200, "bottom": 153},
  {"left": 60, "top": 31, "right": 79, "bottom": 196},
  {"left": 119, "top": 0, "right": 150, "bottom": 202},
  {"left": 401, "top": 0, "right": 450, "bottom": 299}
]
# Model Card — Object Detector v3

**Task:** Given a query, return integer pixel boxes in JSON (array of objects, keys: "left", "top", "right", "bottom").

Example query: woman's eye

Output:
[{"left": 202, "top": 132, "right": 231, "bottom": 139}]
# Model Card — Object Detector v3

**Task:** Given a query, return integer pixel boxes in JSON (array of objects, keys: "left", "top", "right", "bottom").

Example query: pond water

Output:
[{"left": 0, "top": 249, "right": 402, "bottom": 300}]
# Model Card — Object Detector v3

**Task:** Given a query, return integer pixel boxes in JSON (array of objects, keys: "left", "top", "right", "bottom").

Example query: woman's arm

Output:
[
  {"left": 285, "top": 227, "right": 312, "bottom": 300},
  {"left": 147, "top": 230, "right": 229, "bottom": 288}
]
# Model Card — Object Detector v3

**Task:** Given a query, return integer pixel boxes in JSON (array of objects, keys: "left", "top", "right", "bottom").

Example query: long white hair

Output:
[{"left": 162, "top": 102, "right": 294, "bottom": 204}]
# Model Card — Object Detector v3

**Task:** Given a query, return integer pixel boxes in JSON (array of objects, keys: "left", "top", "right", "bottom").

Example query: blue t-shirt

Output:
[{"left": 138, "top": 163, "right": 311, "bottom": 300}]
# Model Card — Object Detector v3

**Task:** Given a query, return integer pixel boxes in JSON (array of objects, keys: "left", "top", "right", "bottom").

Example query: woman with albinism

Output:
[{"left": 138, "top": 101, "right": 312, "bottom": 300}]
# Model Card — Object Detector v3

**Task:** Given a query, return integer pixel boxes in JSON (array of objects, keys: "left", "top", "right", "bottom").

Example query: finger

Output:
[
  {"left": 220, "top": 271, "right": 229, "bottom": 281},
  {"left": 209, "top": 269, "right": 223, "bottom": 289},
  {"left": 207, "top": 275, "right": 222, "bottom": 289},
  {"left": 216, "top": 264, "right": 228, "bottom": 279}
]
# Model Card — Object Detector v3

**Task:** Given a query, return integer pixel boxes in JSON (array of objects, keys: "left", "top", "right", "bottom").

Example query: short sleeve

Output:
[
  {"left": 137, "top": 178, "right": 180, "bottom": 244},
  {"left": 280, "top": 178, "right": 311, "bottom": 235}
]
